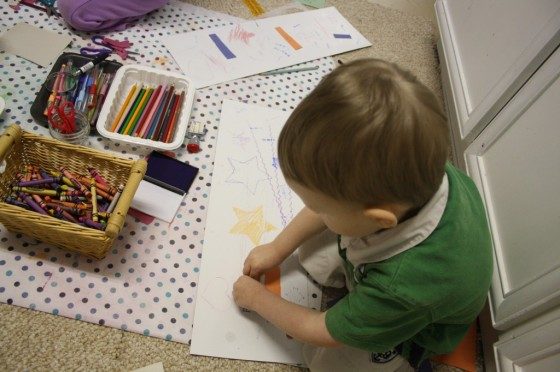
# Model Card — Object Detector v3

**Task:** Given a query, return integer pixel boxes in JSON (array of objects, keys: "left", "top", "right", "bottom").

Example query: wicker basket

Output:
[{"left": 0, "top": 124, "right": 147, "bottom": 259}]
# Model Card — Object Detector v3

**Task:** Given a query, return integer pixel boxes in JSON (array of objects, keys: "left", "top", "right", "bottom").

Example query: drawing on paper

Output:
[
  {"left": 163, "top": 7, "right": 371, "bottom": 88},
  {"left": 200, "top": 276, "right": 233, "bottom": 312},
  {"left": 229, "top": 205, "right": 282, "bottom": 297},
  {"left": 274, "top": 26, "right": 302, "bottom": 50},
  {"left": 209, "top": 33, "right": 236, "bottom": 59},
  {"left": 229, "top": 25, "right": 255, "bottom": 44},
  {"left": 191, "top": 100, "right": 323, "bottom": 364},
  {"left": 226, "top": 157, "right": 271, "bottom": 194},
  {"left": 229, "top": 206, "right": 277, "bottom": 246}
]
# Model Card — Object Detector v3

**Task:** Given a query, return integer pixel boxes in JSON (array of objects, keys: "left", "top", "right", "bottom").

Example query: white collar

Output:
[{"left": 340, "top": 173, "right": 449, "bottom": 265}]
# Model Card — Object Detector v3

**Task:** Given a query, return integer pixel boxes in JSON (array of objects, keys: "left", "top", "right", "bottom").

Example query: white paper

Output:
[
  {"left": 190, "top": 100, "right": 322, "bottom": 364},
  {"left": 130, "top": 362, "right": 165, "bottom": 372},
  {"left": 131, "top": 180, "right": 184, "bottom": 223},
  {"left": 163, "top": 7, "right": 371, "bottom": 88},
  {"left": 0, "top": 22, "right": 72, "bottom": 67}
]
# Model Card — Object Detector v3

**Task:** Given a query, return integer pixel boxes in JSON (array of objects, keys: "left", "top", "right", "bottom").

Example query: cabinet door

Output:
[
  {"left": 436, "top": 0, "right": 560, "bottom": 141},
  {"left": 464, "top": 47, "right": 560, "bottom": 330},
  {"left": 494, "top": 307, "right": 560, "bottom": 372}
]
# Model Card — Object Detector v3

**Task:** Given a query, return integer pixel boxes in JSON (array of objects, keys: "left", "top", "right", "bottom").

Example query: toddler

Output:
[{"left": 233, "top": 59, "right": 493, "bottom": 371}]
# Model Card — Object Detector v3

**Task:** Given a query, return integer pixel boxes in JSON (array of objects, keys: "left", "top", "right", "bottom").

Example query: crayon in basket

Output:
[{"left": 4, "top": 165, "right": 122, "bottom": 231}]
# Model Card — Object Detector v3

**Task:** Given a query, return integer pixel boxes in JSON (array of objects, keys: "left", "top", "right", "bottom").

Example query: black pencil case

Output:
[{"left": 30, "top": 52, "right": 122, "bottom": 128}]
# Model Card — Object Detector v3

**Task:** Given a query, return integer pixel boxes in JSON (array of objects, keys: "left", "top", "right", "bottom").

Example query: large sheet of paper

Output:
[
  {"left": 163, "top": 7, "right": 371, "bottom": 88},
  {"left": 190, "top": 100, "right": 322, "bottom": 364},
  {"left": 0, "top": 22, "right": 72, "bottom": 67}
]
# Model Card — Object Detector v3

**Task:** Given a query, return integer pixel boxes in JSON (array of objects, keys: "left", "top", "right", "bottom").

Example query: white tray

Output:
[{"left": 96, "top": 65, "right": 195, "bottom": 150}]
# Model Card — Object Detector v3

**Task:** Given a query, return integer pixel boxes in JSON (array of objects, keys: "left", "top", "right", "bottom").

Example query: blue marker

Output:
[
  {"left": 71, "top": 73, "right": 88, "bottom": 103},
  {"left": 75, "top": 73, "right": 91, "bottom": 112}
]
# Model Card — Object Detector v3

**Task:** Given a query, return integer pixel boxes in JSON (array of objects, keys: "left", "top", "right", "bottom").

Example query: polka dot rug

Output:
[{"left": 0, "top": 0, "right": 333, "bottom": 343}]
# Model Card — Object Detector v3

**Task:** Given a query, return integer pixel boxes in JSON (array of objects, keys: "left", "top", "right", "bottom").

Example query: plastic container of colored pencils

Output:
[{"left": 96, "top": 65, "right": 195, "bottom": 150}]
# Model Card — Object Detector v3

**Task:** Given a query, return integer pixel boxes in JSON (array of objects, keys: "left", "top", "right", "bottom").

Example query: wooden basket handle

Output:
[
  {"left": 104, "top": 158, "right": 147, "bottom": 238},
  {"left": 0, "top": 125, "right": 22, "bottom": 163}
]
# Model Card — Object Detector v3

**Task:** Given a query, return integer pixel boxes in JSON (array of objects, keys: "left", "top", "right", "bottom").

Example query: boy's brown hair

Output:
[{"left": 278, "top": 58, "right": 450, "bottom": 208}]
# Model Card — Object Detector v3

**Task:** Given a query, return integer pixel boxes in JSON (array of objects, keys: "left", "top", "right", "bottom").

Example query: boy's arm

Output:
[
  {"left": 244, "top": 207, "right": 326, "bottom": 278},
  {"left": 233, "top": 275, "right": 340, "bottom": 347},
  {"left": 272, "top": 206, "right": 327, "bottom": 261}
]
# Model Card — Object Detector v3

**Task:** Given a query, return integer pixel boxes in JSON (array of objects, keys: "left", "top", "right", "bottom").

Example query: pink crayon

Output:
[{"left": 87, "top": 167, "right": 109, "bottom": 187}]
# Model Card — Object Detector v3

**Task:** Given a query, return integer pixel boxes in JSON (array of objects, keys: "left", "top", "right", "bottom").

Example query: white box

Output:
[{"left": 96, "top": 65, "right": 195, "bottom": 150}]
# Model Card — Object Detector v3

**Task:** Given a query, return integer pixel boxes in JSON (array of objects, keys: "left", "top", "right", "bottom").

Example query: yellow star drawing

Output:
[{"left": 229, "top": 206, "right": 276, "bottom": 245}]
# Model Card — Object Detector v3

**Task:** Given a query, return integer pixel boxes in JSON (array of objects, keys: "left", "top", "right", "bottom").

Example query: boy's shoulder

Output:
[
  {"left": 438, "top": 162, "right": 490, "bottom": 238},
  {"left": 363, "top": 164, "right": 493, "bottom": 303}
]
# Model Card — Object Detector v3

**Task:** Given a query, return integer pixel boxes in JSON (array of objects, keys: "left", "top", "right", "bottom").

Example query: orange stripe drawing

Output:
[
  {"left": 275, "top": 27, "right": 302, "bottom": 50},
  {"left": 264, "top": 266, "right": 281, "bottom": 296}
]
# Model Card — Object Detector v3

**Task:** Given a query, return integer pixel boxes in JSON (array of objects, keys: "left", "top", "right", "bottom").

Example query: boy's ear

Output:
[{"left": 363, "top": 208, "right": 398, "bottom": 229}]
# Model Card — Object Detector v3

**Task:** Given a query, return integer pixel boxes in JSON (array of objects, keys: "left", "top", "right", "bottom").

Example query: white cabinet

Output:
[
  {"left": 436, "top": 1, "right": 560, "bottom": 370},
  {"left": 465, "top": 47, "right": 560, "bottom": 332},
  {"left": 435, "top": 0, "right": 560, "bottom": 167},
  {"left": 494, "top": 307, "right": 560, "bottom": 372}
]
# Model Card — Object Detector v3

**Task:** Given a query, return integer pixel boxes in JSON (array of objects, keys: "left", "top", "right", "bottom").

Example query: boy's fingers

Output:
[
  {"left": 243, "top": 262, "right": 251, "bottom": 276},
  {"left": 249, "top": 268, "right": 261, "bottom": 279}
]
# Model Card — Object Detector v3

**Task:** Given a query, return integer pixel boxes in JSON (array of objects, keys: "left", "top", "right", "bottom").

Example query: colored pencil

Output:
[
  {"left": 163, "top": 90, "right": 185, "bottom": 143},
  {"left": 133, "top": 85, "right": 162, "bottom": 137},
  {"left": 125, "top": 86, "right": 154, "bottom": 136},
  {"left": 155, "top": 93, "right": 178, "bottom": 141},
  {"left": 118, "top": 86, "right": 146, "bottom": 134},
  {"left": 149, "top": 85, "right": 175, "bottom": 140},
  {"left": 144, "top": 85, "right": 173, "bottom": 140},
  {"left": 110, "top": 84, "right": 137, "bottom": 132},
  {"left": 91, "top": 73, "right": 112, "bottom": 124},
  {"left": 138, "top": 86, "right": 168, "bottom": 138},
  {"left": 158, "top": 91, "right": 180, "bottom": 141},
  {"left": 114, "top": 85, "right": 142, "bottom": 133},
  {"left": 122, "top": 86, "right": 153, "bottom": 135},
  {"left": 261, "top": 65, "right": 319, "bottom": 75}
]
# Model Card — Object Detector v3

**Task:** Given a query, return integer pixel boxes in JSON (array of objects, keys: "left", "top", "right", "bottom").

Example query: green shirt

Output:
[{"left": 325, "top": 164, "right": 493, "bottom": 363}]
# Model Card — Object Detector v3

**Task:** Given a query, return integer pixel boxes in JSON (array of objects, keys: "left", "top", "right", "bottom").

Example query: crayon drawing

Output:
[
  {"left": 229, "top": 25, "right": 256, "bottom": 44},
  {"left": 226, "top": 157, "right": 270, "bottom": 194},
  {"left": 230, "top": 206, "right": 280, "bottom": 296},
  {"left": 163, "top": 7, "right": 371, "bottom": 88},
  {"left": 229, "top": 206, "right": 277, "bottom": 246},
  {"left": 190, "top": 100, "right": 322, "bottom": 364}
]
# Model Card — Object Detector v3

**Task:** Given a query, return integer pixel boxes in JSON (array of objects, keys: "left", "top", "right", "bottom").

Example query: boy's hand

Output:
[
  {"left": 243, "top": 243, "right": 283, "bottom": 279},
  {"left": 233, "top": 274, "right": 340, "bottom": 347},
  {"left": 233, "top": 275, "right": 264, "bottom": 311}
]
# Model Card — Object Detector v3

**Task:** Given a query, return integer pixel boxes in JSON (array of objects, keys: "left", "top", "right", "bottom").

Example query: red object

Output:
[
  {"left": 151, "top": 85, "right": 175, "bottom": 141},
  {"left": 47, "top": 100, "right": 76, "bottom": 134},
  {"left": 162, "top": 90, "right": 185, "bottom": 143},
  {"left": 127, "top": 208, "right": 155, "bottom": 224},
  {"left": 187, "top": 136, "right": 201, "bottom": 153}
]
